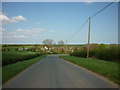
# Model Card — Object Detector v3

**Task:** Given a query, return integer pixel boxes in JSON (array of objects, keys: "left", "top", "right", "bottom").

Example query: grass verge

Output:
[
  {"left": 2, "top": 55, "right": 46, "bottom": 84},
  {"left": 60, "top": 56, "right": 119, "bottom": 85}
]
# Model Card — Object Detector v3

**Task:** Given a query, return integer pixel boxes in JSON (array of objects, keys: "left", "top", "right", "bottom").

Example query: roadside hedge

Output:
[
  {"left": 70, "top": 45, "right": 119, "bottom": 62},
  {"left": 2, "top": 51, "right": 44, "bottom": 66}
]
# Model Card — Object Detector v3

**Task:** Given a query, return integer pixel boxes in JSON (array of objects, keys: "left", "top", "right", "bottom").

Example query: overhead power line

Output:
[
  {"left": 66, "top": 18, "right": 89, "bottom": 41},
  {"left": 66, "top": 0, "right": 116, "bottom": 41},
  {"left": 91, "top": 1, "right": 116, "bottom": 18}
]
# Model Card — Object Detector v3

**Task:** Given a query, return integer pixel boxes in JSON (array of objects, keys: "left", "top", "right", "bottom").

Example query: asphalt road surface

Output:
[{"left": 3, "top": 55, "right": 118, "bottom": 88}]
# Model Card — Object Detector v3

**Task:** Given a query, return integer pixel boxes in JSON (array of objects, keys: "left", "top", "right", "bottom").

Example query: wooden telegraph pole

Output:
[
  {"left": 87, "top": 17, "right": 91, "bottom": 58},
  {"left": 66, "top": 40, "right": 68, "bottom": 54}
]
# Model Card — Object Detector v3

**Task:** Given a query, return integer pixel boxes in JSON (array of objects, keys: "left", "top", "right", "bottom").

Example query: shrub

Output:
[
  {"left": 70, "top": 44, "right": 119, "bottom": 62},
  {"left": 2, "top": 51, "right": 44, "bottom": 66}
]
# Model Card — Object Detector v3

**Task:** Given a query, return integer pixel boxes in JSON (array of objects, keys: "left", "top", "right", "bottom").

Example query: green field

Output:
[
  {"left": 2, "top": 55, "right": 46, "bottom": 84},
  {"left": 60, "top": 56, "right": 119, "bottom": 85}
]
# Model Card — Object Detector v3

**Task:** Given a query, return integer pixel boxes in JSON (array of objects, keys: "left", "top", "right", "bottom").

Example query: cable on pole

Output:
[
  {"left": 66, "top": 0, "right": 116, "bottom": 42},
  {"left": 91, "top": 0, "right": 116, "bottom": 18},
  {"left": 66, "top": 18, "right": 89, "bottom": 41}
]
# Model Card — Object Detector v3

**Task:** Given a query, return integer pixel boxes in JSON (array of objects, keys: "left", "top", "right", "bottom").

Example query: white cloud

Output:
[
  {"left": 8, "top": 28, "right": 47, "bottom": 38},
  {"left": 83, "top": 0, "right": 95, "bottom": 4},
  {"left": 0, "top": 28, "right": 5, "bottom": 31},
  {"left": 13, "top": 28, "right": 56, "bottom": 35},
  {"left": 84, "top": 0, "right": 94, "bottom": 4},
  {"left": 13, "top": 28, "right": 46, "bottom": 34},
  {"left": 0, "top": 14, "right": 26, "bottom": 25},
  {"left": 0, "top": 14, "right": 17, "bottom": 24},
  {"left": 49, "top": 30, "right": 56, "bottom": 33},
  {"left": 2, "top": 34, "right": 27, "bottom": 38},
  {"left": 3, "top": 28, "right": 56, "bottom": 39},
  {"left": 13, "top": 35, "right": 27, "bottom": 38},
  {"left": 12, "top": 15, "right": 26, "bottom": 21}
]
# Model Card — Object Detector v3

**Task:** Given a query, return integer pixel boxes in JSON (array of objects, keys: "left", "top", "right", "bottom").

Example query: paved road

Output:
[{"left": 3, "top": 55, "right": 118, "bottom": 88}]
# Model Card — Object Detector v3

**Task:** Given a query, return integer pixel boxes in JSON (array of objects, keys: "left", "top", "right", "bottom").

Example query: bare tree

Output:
[
  {"left": 58, "top": 41, "right": 64, "bottom": 45},
  {"left": 42, "top": 39, "right": 54, "bottom": 45}
]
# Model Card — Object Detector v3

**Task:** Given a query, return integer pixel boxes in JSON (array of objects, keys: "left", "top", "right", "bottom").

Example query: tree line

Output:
[{"left": 42, "top": 39, "right": 64, "bottom": 45}]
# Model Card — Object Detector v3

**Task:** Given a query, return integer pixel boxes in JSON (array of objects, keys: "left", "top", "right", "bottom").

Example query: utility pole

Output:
[
  {"left": 87, "top": 17, "right": 91, "bottom": 58},
  {"left": 66, "top": 40, "right": 68, "bottom": 54}
]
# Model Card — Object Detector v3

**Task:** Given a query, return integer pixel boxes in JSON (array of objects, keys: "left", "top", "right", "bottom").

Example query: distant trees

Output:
[
  {"left": 58, "top": 41, "right": 64, "bottom": 45},
  {"left": 42, "top": 39, "right": 54, "bottom": 45},
  {"left": 42, "top": 39, "right": 64, "bottom": 45},
  {"left": 42, "top": 39, "right": 65, "bottom": 53}
]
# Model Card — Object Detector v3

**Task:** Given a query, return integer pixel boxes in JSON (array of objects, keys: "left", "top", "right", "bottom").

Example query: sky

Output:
[{"left": 1, "top": 2, "right": 118, "bottom": 44}]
